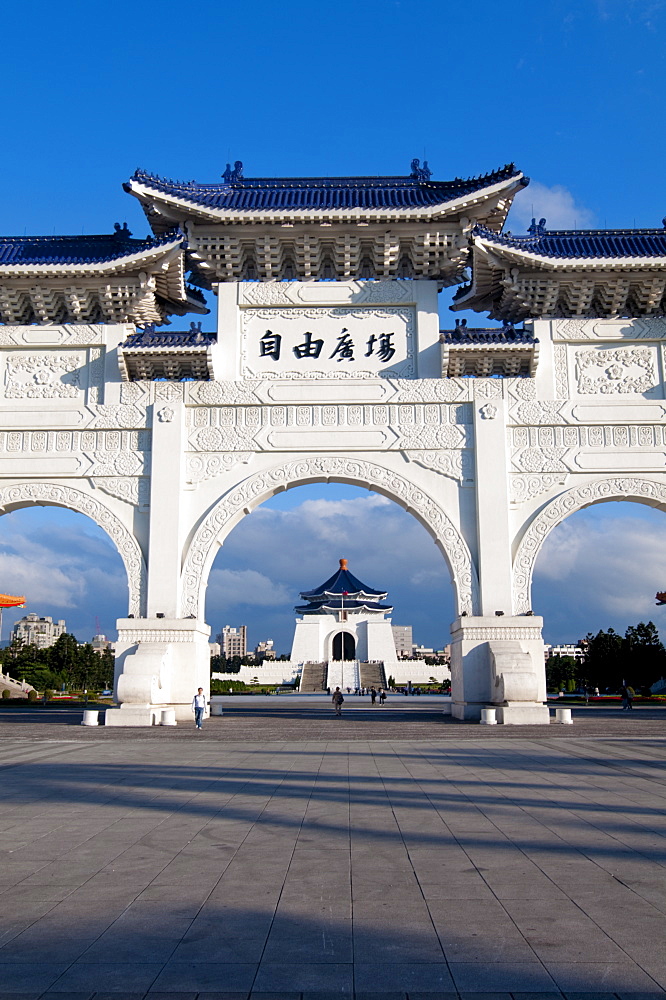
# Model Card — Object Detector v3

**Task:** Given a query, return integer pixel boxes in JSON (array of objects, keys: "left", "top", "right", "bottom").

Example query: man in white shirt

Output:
[{"left": 192, "top": 688, "right": 207, "bottom": 730}]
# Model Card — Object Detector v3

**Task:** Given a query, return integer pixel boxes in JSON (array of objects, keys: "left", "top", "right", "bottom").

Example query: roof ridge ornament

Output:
[
  {"left": 527, "top": 217, "right": 547, "bottom": 237},
  {"left": 410, "top": 158, "right": 432, "bottom": 181},
  {"left": 113, "top": 222, "right": 132, "bottom": 237},
  {"left": 222, "top": 161, "right": 244, "bottom": 183}
]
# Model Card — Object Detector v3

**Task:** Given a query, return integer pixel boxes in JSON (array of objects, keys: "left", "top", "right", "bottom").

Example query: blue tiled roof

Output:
[
  {"left": 441, "top": 324, "right": 535, "bottom": 344},
  {"left": 0, "top": 227, "right": 183, "bottom": 266},
  {"left": 122, "top": 327, "right": 215, "bottom": 349},
  {"left": 474, "top": 223, "right": 666, "bottom": 259},
  {"left": 295, "top": 598, "right": 393, "bottom": 614},
  {"left": 300, "top": 563, "right": 387, "bottom": 601},
  {"left": 127, "top": 164, "right": 524, "bottom": 212}
]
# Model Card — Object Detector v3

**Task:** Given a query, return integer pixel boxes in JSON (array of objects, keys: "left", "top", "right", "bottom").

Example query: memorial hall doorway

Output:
[{"left": 332, "top": 632, "right": 355, "bottom": 661}]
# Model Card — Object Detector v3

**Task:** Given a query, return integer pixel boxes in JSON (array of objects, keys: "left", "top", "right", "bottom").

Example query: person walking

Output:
[
  {"left": 192, "top": 687, "right": 207, "bottom": 729},
  {"left": 370, "top": 687, "right": 377, "bottom": 705},
  {"left": 621, "top": 684, "right": 635, "bottom": 710},
  {"left": 332, "top": 687, "right": 344, "bottom": 717},
  {"left": 379, "top": 688, "right": 387, "bottom": 706}
]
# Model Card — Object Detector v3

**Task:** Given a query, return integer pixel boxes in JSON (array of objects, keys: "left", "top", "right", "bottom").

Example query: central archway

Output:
[{"left": 181, "top": 457, "right": 478, "bottom": 619}]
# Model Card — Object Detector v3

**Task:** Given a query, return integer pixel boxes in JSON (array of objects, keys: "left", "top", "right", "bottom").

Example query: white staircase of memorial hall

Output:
[
  {"left": 326, "top": 660, "right": 360, "bottom": 692},
  {"left": 299, "top": 661, "right": 327, "bottom": 692}
]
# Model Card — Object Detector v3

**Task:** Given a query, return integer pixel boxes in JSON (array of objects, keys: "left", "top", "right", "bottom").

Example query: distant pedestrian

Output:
[
  {"left": 621, "top": 684, "right": 635, "bottom": 710},
  {"left": 379, "top": 689, "right": 387, "bottom": 706},
  {"left": 370, "top": 687, "right": 377, "bottom": 705},
  {"left": 192, "top": 687, "right": 207, "bottom": 730},
  {"left": 332, "top": 687, "right": 344, "bottom": 716}
]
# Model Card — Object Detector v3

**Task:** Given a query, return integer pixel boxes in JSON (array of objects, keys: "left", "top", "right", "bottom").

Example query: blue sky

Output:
[{"left": 1, "top": 0, "right": 666, "bottom": 650}]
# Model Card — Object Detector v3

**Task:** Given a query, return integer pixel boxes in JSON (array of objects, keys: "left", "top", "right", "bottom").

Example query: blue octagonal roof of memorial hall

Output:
[
  {"left": 295, "top": 558, "right": 392, "bottom": 615},
  {"left": 472, "top": 221, "right": 666, "bottom": 260},
  {"left": 0, "top": 226, "right": 184, "bottom": 268},
  {"left": 126, "top": 162, "right": 525, "bottom": 214}
]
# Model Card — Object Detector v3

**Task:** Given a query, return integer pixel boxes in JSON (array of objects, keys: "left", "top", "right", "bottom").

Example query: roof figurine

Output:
[
  {"left": 295, "top": 558, "right": 393, "bottom": 616},
  {"left": 222, "top": 161, "right": 244, "bottom": 183}
]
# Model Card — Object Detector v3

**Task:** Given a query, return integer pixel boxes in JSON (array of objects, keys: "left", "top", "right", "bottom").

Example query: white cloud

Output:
[
  {"left": 207, "top": 568, "right": 291, "bottom": 608},
  {"left": 0, "top": 509, "right": 127, "bottom": 640},
  {"left": 534, "top": 505, "right": 666, "bottom": 639},
  {"left": 506, "top": 181, "right": 596, "bottom": 233}
]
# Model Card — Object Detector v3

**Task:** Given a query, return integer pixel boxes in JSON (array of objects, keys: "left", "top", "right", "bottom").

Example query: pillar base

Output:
[
  {"left": 450, "top": 616, "right": 549, "bottom": 725},
  {"left": 495, "top": 702, "right": 551, "bottom": 725}
]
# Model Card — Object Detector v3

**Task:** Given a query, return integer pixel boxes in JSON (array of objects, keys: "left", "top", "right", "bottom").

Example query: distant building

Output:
[
  {"left": 11, "top": 613, "right": 66, "bottom": 650},
  {"left": 91, "top": 634, "right": 114, "bottom": 656},
  {"left": 255, "top": 639, "right": 276, "bottom": 660},
  {"left": 544, "top": 643, "right": 585, "bottom": 662},
  {"left": 217, "top": 625, "right": 247, "bottom": 659},
  {"left": 391, "top": 625, "right": 413, "bottom": 658}
]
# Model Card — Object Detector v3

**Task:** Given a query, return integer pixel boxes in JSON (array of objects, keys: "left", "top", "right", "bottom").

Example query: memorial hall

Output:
[{"left": 1, "top": 159, "right": 665, "bottom": 724}]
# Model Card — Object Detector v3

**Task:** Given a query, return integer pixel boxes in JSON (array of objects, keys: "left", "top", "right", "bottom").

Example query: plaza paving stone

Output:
[{"left": 0, "top": 703, "right": 665, "bottom": 999}]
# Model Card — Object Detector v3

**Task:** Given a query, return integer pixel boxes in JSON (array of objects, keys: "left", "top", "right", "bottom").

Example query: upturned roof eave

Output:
[
  {"left": 127, "top": 173, "right": 526, "bottom": 229},
  {"left": 0, "top": 236, "right": 185, "bottom": 276},
  {"left": 473, "top": 235, "right": 666, "bottom": 269}
]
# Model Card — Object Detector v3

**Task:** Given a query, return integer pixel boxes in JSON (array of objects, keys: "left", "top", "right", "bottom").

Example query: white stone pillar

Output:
[
  {"left": 450, "top": 387, "right": 548, "bottom": 723},
  {"left": 473, "top": 389, "right": 513, "bottom": 616},
  {"left": 146, "top": 400, "right": 185, "bottom": 618}
]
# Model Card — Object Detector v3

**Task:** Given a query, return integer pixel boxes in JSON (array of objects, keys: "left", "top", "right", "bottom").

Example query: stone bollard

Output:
[
  {"left": 480, "top": 707, "right": 497, "bottom": 725},
  {"left": 210, "top": 697, "right": 224, "bottom": 716},
  {"left": 160, "top": 708, "right": 177, "bottom": 726},
  {"left": 81, "top": 709, "right": 99, "bottom": 726},
  {"left": 555, "top": 707, "right": 573, "bottom": 724}
]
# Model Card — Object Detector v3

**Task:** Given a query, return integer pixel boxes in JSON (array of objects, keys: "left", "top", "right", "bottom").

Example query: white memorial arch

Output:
[{"left": 1, "top": 161, "right": 665, "bottom": 724}]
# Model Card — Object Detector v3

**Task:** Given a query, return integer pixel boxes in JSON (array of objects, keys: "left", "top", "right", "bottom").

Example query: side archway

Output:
[
  {"left": 513, "top": 477, "right": 666, "bottom": 614},
  {"left": 181, "top": 457, "right": 478, "bottom": 618},
  {"left": 0, "top": 482, "right": 147, "bottom": 616}
]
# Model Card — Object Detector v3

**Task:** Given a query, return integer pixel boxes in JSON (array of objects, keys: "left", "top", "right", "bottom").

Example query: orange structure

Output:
[{"left": 0, "top": 594, "right": 25, "bottom": 608}]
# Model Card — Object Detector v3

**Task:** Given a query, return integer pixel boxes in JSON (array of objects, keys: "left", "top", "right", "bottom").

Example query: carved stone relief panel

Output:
[
  {"left": 393, "top": 378, "right": 471, "bottom": 402},
  {"left": 507, "top": 378, "right": 537, "bottom": 402},
  {"left": 87, "top": 347, "right": 105, "bottom": 405},
  {"left": 510, "top": 474, "right": 568, "bottom": 505},
  {"left": 555, "top": 317, "right": 666, "bottom": 340},
  {"left": 186, "top": 453, "right": 253, "bottom": 485},
  {"left": 4, "top": 352, "right": 83, "bottom": 399},
  {"left": 473, "top": 378, "right": 504, "bottom": 399},
  {"left": 405, "top": 449, "right": 474, "bottom": 482},
  {"left": 0, "top": 324, "right": 106, "bottom": 346},
  {"left": 554, "top": 344, "right": 569, "bottom": 398},
  {"left": 93, "top": 477, "right": 150, "bottom": 508},
  {"left": 187, "top": 380, "right": 262, "bottom": 406},
  {"left": 575, "top": 347, "right": 657, "bottom": 395}
]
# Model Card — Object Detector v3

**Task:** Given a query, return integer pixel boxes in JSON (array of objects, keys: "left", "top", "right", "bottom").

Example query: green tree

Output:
[
  {"left": 624, "top": 621, "right": 666, "bottom": 691},
  {"left": 545, "top": 654, "right": 578, "bottom": 692},
  {"left": 583, "top": 628, "right": 625, "bottom": 691}
]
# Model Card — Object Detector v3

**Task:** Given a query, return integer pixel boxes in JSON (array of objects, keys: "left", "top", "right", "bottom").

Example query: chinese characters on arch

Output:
[
  {"left": 260, "top": 328, "right": 396, "bottom": 364},
  {"left": 239, "top": 303, "right": 416, "bottom": 379}
]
